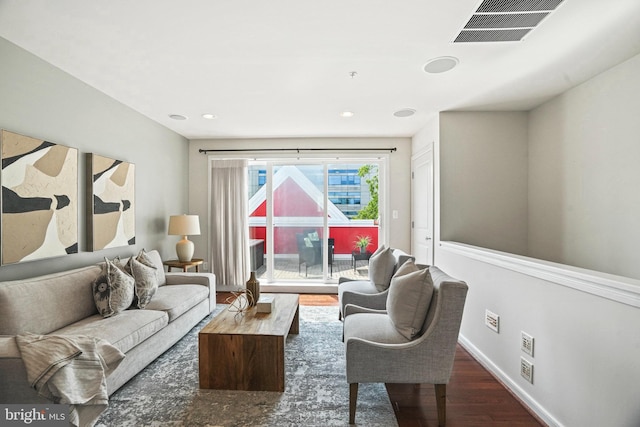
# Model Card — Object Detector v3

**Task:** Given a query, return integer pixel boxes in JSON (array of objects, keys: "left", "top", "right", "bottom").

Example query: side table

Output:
[
  {"left": 163, "top": 258, "right": 204, "bottom": 272},
  {"left": 352, "top": 251, "right": 372, "bottom": 271}
]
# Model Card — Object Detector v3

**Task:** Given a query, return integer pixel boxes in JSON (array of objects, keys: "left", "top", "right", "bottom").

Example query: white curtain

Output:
[{"left": 210, "top": 159, "right": 249, "bottom": 287}]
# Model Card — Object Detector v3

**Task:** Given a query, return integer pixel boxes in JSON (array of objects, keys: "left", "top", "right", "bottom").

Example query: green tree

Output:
[{"left": 354, "top": 164, "right": 378, "bottom": 220}]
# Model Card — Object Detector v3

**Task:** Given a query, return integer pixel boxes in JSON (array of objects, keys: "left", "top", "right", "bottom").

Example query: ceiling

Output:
[{"left": 1, "top": 0, "right": 639, "bottom": 140}]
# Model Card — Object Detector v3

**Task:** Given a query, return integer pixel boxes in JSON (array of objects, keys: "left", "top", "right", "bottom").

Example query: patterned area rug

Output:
[{"left": 95, "top": 305, "right": 398, "bottom": 427}]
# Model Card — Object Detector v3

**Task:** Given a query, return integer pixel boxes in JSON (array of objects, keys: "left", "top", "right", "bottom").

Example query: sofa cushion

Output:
[
  {"left": 93, "top": 258, "right": 135, "bottom": 317},
  {"left": 144, "top": 285, "right": 209, "bottom": 322},
  {"left": 386, "top": 260, "right": 434, "bottom": 340},
  {"left": 125, "top": 257, "right": 158, "bottom": 309},
  {"left": 368, "top": 246, "right": 396, "bottom": 292},
  {"left": 53, "top": 309, "right": 168, "bottom": 354}
]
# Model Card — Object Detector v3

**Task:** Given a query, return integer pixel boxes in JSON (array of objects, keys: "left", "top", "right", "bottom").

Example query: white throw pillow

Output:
[
  {"left": 386, "top": 260, "right": 434, "bottom": 340},
  {"left": 368, "top": 246, "right": 396, "bottom": 292}
]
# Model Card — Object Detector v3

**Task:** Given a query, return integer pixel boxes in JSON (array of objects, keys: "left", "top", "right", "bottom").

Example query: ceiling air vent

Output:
[{"left": 454, "top": 0, "right": 564, "bottom": 43}]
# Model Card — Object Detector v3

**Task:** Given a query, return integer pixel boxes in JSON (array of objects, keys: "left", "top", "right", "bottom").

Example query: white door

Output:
[{"left": 411, "top": 150, "right": 433, "bottom": 265}]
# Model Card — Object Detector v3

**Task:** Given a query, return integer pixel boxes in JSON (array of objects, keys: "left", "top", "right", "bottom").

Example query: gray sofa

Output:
[{"left": 0, "top": 250, "right": 216, "bottom": 404}]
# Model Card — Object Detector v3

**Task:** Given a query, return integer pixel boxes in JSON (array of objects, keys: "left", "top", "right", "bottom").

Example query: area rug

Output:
[{"left": 95, "top": 305, "right": 398, "bottom": 427}]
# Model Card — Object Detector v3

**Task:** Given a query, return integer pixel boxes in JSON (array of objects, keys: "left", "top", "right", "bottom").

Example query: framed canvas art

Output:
[
  {"left": 1, "top": 130, "right": 78, "bottom": 264},
  {"left": 87, "top": 153, "right": 135, "bottom": 251}
]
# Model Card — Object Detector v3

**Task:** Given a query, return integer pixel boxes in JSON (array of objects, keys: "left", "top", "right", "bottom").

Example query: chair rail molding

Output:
[{"left": 440, "top": 241, "right": 640, "bottom": 308}]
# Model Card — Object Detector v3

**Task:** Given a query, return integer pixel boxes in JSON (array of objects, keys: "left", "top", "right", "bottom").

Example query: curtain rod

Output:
[{"left": 199, "top": 147, "right": 396, "bottom": 154}]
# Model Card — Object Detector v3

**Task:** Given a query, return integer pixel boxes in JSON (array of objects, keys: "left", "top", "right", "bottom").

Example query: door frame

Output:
[{"left": 411, "top": 148, "right": 434, "bottom": 265}]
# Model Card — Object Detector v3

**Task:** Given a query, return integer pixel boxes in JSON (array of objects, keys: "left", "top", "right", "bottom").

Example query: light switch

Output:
[{"left": 392, "top": 210, "right": 398, "bottom": 219}]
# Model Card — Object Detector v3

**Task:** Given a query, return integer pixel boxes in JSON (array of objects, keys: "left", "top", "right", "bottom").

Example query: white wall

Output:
[
  {"left": 187, "top": 137, "right": 412, "bottom": 275},
  {"left": 424, "top": 53, "right": 640, "bottom": 427},
  {"left": 0, "top": 37, "right": 189, "bottom": 281},
  {"left": 436, "top": 244, "right": 640, "bottom": 427},
  {"left": 439, "top": 111, "right": 529, "bottom": 256},
  {"left": 528, "top": 53, "right": 640, "bottom": 280}
]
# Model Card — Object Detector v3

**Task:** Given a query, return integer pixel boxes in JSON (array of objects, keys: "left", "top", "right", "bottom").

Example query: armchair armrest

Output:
[
  {"left": 340, "top": 289, "right": 389, "bottom": 312},
  {"left": 343, "top": 304, "right": 387, "bottom": 318}
]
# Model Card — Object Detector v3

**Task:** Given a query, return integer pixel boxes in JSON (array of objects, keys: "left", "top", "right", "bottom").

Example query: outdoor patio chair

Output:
[
  {"left": 296, "top": 233, "right": 319, "bottom": 276},
  {"left": 296, "top": 232, "right": 334, "bottom": 277}
]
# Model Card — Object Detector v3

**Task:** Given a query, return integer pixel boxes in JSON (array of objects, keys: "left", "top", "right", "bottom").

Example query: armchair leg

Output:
[
  {"left": 349, "top": 383, "right": 358, "bottom": 424},
  {"left": 435, "top": 383, "right": 446, "bottom": 426}
]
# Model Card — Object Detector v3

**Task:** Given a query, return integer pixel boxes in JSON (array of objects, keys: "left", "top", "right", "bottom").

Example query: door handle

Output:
[{"left": 425, "top": 237, "right": 432, "bottom": 241}]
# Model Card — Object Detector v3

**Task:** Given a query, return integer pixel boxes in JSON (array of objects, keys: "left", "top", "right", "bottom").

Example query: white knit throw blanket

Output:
[{"left": 16, "top": 334, "right": 125, "bottom": 427}]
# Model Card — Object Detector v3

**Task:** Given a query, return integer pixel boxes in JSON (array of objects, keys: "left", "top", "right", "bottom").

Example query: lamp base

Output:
[{"left": 176, "top": 237, "right": 194, "bottom": 262}]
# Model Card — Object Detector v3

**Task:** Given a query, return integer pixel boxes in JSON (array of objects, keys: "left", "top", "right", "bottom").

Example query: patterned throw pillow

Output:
[
  {"left": 136, "top": 248, "right": 164, "bottom": 287},
  {"left": 93, "top": 257, "right": 135, "bottom": 318},
  {"left": 386, "top": 261, "right": 434, "bottom": 340},
  {"left": 125, "top": 257, "right": 158, "bottom": 309}
]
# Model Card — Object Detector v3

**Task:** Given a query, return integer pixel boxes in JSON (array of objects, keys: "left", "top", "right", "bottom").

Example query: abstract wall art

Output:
[
  {"left": 1, "top": 130, "right": 79, "bottom": 264},
  {"left": 87, "top": 153, "right": 135, "bottom": 251}
]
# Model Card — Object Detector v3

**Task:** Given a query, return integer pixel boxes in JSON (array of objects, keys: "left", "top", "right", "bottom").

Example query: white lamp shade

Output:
[{"left": 168, "top": 215, "right": 200, "bottom": 236}]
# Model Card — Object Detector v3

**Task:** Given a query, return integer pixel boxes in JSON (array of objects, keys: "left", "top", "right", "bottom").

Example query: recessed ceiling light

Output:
[
  {"left": 394, "top": 108, "right": 416, "bottom": 118},
  {"left": 340, "top": 111, "right": 355, "bottom": 118},
  {"left": 423, "top": 56, "right": 459, "bottom": 74},
  {"left": 168, "top": 114, "right": 188, "bottom": 120},
  {"left": 202, "top": 113, "right": 217, "bottom": 119}
]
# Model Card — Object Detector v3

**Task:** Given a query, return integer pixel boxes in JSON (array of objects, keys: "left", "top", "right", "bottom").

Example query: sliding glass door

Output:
[{"left": 248, "top": 158, "right": 382, "bottom": 284}]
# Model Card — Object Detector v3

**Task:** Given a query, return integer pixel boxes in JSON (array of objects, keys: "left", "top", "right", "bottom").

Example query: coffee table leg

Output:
[{"left": 289, "top": 305, "right": 299, "bottom": 335}]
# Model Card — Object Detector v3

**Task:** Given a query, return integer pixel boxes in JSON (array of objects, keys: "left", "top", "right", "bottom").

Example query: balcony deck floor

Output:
[{"left": 254, "top": 256, "right": 370, "bottom": 282}]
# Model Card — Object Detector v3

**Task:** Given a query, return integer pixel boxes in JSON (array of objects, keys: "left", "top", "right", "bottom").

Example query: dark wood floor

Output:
[{"left": 217, "top": 293, "right": 544, "bottom": 427}]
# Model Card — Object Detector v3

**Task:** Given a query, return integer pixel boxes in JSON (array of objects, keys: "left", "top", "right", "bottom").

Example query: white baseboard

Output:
[{"left": 458, "top": 335, "right": 563, "bottom": 427}]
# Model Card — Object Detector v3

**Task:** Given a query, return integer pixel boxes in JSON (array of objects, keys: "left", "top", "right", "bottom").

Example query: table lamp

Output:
[{"left": 168, "top": 214, "right": 200, "bottom": 262}]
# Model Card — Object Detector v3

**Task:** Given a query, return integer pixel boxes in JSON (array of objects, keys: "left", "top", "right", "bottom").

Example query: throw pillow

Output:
[
  {"left": 135, "top": 248, "right": 163, "bottom": 287},
  {"left": 125, "top": 257, "right": 158, "bottom": 309},
  {"left": 386, "top": 260, "right": 434, "bottom": 340},
  {"left": 92, "top": 257, "right": 135, "bottom": 318},
  {"left": 307, "top": 231, "right": 320, "bottom": 241},
  {"left": 304, "top": 237, "right": 314, "bottom": 247},
  {"left": 368, "top": 246, "right": 396, "bottom": 292}
]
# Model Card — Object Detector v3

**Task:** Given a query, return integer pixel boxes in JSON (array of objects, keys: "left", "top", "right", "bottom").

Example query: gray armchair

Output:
[
  {"left": 343, "top": 264, "right": 468, "bottom": 426},
  {"left": 338, "top": 247, "right": 414, "bottom": 320}
]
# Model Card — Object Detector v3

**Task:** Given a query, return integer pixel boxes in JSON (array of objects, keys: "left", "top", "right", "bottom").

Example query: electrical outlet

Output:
[
  {"left": 485, "top": 310, "right": 499, "bottom": 333},
  {"left": 521, "top": 331, "right": 534, "bottom": 356},
  {"left": 203, "top": 262, "right": 209, "bottom": 271},
  {"left": 520, "top": 357, "right": 534, "bottom": 384}
]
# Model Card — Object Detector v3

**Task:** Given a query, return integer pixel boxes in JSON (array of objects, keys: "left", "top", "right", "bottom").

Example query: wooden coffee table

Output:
[{"left": 198, "top": 293, "right": 299, "bottom": 392}]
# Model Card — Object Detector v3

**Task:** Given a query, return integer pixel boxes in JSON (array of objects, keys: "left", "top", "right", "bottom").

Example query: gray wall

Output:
[
  {"left": 0, "top": 37, "right": 189, "bottom": 281},
  {"left": 439, "top": 111, "right": 529, "bottom": 256},
  {"left": 528, "top": 53, "right": 640, "bottom": 279},
  {"left": 436, "top": 53, "right": 640, "bottom": 280}
]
